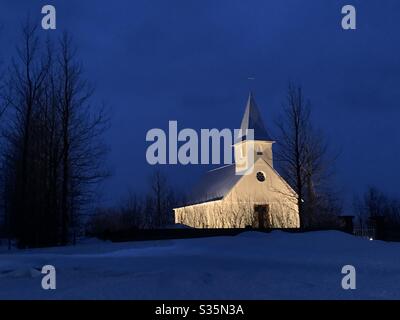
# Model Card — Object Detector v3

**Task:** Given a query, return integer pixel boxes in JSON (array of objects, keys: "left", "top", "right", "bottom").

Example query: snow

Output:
[{"left": 0, "top": 231, "right": 399, "bottom": 299}]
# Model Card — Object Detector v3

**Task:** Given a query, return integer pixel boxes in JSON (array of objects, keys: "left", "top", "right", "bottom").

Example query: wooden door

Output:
[{"left": 254, "top": 204, "right": 270, "bottom": 229}]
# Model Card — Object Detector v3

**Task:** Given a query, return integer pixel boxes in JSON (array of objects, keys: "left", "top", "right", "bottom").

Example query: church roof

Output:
[
  {"left": 239, "top": 92, "right": 273, "bottom": 141},
  {"left": 183, "top": 164, "right": 241, "bottom": 206}
]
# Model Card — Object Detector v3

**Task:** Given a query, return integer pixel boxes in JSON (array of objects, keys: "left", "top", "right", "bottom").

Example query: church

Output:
[{"left": 174, "top": 93, "right": 300, "bottom": 228}]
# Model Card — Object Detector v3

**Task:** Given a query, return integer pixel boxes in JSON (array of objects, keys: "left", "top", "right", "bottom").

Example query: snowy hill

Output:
[{"left": 0, "top": 231, "right": 399, "bottom": 299}]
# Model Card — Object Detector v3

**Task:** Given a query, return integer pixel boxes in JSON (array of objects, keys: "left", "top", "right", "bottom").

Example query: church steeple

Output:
[
  {"left": 235, "top": 92, "right": 275, "bottom": 169},
  {"left": 239, "top": 92, "right": 273, "bottom": 141}
]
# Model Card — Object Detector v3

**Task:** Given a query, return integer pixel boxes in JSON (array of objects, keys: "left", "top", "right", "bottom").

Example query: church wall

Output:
[
  {"left": 174, "top": 198, "right": 298, "bottom": 228},
  {"left": 174, "top": 159, "right": 299, "bottom": 228}
]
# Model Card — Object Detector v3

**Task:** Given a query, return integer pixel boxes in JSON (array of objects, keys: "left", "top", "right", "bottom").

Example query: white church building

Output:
[{"left": 174, "top": 93, "right": 300, "bottom": 229}]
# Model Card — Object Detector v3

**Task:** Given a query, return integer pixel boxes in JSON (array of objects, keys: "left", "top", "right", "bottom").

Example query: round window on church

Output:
[{"left": 256, "top": 171, "right": 266, "bottom": 182}]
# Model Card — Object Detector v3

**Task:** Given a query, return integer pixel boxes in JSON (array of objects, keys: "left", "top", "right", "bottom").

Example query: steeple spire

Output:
[{"left": 239, "top": 92, "right": 272, "bottom": 141}]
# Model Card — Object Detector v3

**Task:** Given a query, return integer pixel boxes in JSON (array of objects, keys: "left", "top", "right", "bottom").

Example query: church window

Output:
[{"left": 256, "top": 171, "right": 266, "bottom": 182}]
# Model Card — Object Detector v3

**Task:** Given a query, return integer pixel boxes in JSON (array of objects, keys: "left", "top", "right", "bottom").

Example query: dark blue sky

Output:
[{"left": 1, "top": 0, "right": 400, "bottom": 211}]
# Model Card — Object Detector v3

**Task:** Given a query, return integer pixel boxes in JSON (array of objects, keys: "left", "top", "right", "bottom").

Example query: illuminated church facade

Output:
[{"left": 174, "top": 93, "right": 299, "bottom": 228}]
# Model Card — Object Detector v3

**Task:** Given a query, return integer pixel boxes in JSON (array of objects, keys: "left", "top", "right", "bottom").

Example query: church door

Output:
[{"left": 253, "top": 205, "right": 270, "bottom": 229}]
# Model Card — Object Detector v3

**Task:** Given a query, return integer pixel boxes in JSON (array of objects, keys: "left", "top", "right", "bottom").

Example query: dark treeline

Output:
[
  {"left": 0, "top": 23, "right": 108, "bottom": 248},
  {"left": 86, "top": 170, "right": 178, "bottom": 237},
  {"left": 354, "top": 186, "right": 400, "bottom": 228}
]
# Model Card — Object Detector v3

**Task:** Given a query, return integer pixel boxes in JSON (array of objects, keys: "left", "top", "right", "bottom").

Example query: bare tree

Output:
[
  {"left": 121, "top": 191, "right": 146, "bottom": 229},
  {"left": 56, "top": 32, "right": 109, "bottom": 244},
  {"left": 1, "top": 23, "right": 52, "bottom": 247},
  {"left": 147, "top": 170, "right": 176, "bottom": 228},
  {"left": 275, "top": 83, "right": 339, "bottom": 228},
  {"left": 1, "top": 23, "right": 108, "bottom": 247},
  {"left": 0, "top": 24, "right": 8, "bottom": 240}
]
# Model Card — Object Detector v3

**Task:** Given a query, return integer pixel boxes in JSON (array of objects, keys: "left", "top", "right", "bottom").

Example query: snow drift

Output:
[{"left": 0, "top": 231, "right": 399, "bottom": 299}]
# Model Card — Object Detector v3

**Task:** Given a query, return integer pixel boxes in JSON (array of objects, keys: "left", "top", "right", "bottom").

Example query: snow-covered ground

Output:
[{"left": 0, "top": 231, "right": 399, "bottom": 300}]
